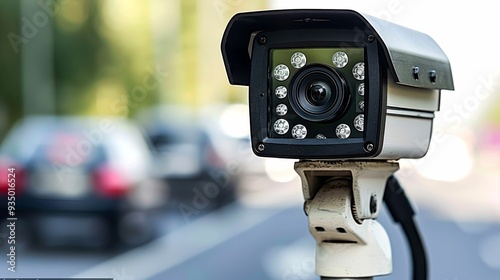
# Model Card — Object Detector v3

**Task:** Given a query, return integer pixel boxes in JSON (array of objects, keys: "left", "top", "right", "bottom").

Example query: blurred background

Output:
[{"left": 0, "top": 0, "right": 499, "bottom": 279}]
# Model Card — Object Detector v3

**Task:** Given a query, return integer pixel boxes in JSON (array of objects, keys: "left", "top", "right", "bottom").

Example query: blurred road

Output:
[
  {"left": 4, "top": 177, "right": 500, "bottom": 280},
  {"left": 149, "top": 204, "right": 500, "bottom": 280}
]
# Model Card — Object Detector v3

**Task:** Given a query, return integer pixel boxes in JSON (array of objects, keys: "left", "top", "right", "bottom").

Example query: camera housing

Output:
[{"left": 221, "top": 9, "right": 454, "bottom": 159}]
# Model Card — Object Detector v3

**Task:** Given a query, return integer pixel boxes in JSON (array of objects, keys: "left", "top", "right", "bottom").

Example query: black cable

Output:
[{"left": 383, "top": 175, "right": 427, "bottom": 280}]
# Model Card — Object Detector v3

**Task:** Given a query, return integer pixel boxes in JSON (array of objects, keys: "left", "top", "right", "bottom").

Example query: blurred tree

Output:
[
  {"left": 0, "top": 1, "right": 22, "bottom": 140},
  {"left": 0, "top": 0, "right": 157, "bottom": 128},
  {"left": 0, "top": 0, "right": 267, "bottom": 142},
  {"left": 54, "top": 0, "right": 157, "bottom": 116},
  {"left": 157, "top": 0, "right": 267, "bottom": 107},
  {"left": 53, "top": 0, "right": 106, "bottom": 115}
]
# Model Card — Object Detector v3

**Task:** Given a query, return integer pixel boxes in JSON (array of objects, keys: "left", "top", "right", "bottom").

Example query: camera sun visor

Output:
[{"left": 221, "top": 9, "right": 454, "bottom": 91}]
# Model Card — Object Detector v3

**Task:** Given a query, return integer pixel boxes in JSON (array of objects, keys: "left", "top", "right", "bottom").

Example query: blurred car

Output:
[
  {"left": 0, "top": 116, "right": 166, "bottom": 248},
  {"left": 136, "top": 106, "right": 238, "bottom": 210}
]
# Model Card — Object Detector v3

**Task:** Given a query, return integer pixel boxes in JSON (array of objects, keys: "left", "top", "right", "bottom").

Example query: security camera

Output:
[{"left": 221, "top": 9, "right": 454, "bottom": 159}]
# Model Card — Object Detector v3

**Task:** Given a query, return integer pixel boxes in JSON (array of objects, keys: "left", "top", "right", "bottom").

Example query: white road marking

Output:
[{"left": 72, "top": 203, "right": 283, "bottom": 280}]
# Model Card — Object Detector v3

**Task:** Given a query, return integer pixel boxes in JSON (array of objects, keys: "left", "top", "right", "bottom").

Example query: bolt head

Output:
[
  {"left": 365, "top": 142, "right": 374, "bottom": 152},
  {"left": 257, "top": 143, "right": 265, "bottom": 152}
]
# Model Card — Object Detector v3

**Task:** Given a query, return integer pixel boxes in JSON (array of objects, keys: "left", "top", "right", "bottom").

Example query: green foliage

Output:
[{"left": 0, "top": 1, "right": 22, "bottom": 139}]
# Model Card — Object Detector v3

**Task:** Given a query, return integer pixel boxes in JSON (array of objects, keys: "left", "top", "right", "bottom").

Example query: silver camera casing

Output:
[
  {"left": 379, "top": 75, "right": 441, "bottom": 159},
  {"left": 221, "top": 10, "right": 454, "bottom": 160}
]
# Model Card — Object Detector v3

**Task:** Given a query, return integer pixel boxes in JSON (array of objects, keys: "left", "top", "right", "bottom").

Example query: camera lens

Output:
[
  {"left": 307, "top": 82, "right": 329, "bottom": 105},
  {"left": 290, "top": 64, "right": 349, "bottom": 122}
]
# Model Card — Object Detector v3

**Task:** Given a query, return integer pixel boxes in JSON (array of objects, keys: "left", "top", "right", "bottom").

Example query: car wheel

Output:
[{"left": 117, "top": 211, "right": 156, "bottom": 247}]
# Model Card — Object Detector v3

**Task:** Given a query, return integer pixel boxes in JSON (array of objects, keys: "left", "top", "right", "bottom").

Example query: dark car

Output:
[
  {"left": 0, "top": 116, "right": 166, "bottom": 248},
  {"left": 136, "top": 106, "right": 238, "bottom": 211}
]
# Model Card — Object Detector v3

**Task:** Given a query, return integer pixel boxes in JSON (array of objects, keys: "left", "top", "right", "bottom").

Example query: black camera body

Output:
[{"left": 221, "top": 10, "right": 454, "bottom": 159}]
